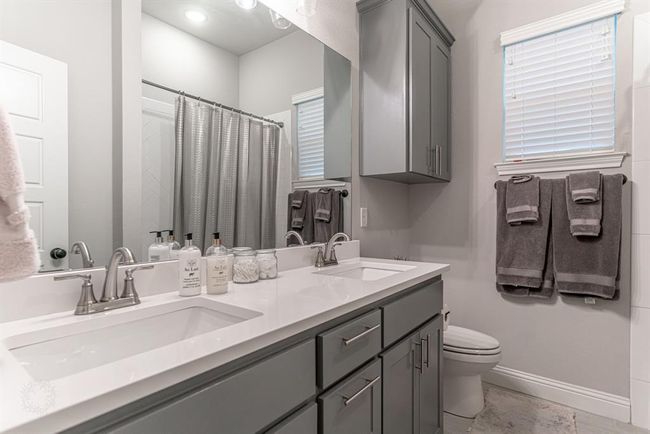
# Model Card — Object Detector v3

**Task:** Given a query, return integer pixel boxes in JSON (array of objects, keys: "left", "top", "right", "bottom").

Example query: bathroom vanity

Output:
[{"left": 0, "top": 253, "right": 448, "bottom": 433}]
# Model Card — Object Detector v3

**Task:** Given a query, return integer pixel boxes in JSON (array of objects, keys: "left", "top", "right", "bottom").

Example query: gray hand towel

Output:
[
  {"left": 568, "top": 171, "right": 601, "bottom": 203},
  {"left": 552, "top": 175, "right": 623, "bottom": 300},
  {"left": 291, "top": 189, "right": 307, "bottom": 208},
  {"left": 565, "top": 175, "right": 602, "bottom": 237},
  {"left": 314, "top": 188, "right": 332, "bottom": 222},
  {"left": 496, "top": 179, "right": 552, "bottom": 294},
  {"left": 287, "top": 191, "right": 313, "bottom": 244},
  {"left": 506, "top": 175, "right": 540, "bottom": 224},
  {"left": 313, "top": 190, "right": 342, "bottom": 243}
]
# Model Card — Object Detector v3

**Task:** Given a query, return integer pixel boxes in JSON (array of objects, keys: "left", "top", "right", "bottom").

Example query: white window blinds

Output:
[
  {"left": 296, "top": 96, "right": 325, "bottom": 179},
  {"left": 503, "top": 16, "right": 617, "bottom": 161}
]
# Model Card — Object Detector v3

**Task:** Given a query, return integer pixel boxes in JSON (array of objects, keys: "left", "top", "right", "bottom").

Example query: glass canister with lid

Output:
[
  {"left": 257, "top": 249, "right": 278, "bottom": 280},
  {"left": 232, "top": 248, "right": 259, "bottom": 283}
]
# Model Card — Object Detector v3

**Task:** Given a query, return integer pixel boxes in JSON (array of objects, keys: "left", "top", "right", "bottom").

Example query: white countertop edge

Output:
[{"left": 0, "top": 258, "right": 449, "bottom": 433}]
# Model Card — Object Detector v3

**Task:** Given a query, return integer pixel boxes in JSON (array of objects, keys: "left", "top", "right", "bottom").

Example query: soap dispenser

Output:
[
  {"left": 165, "top": 229, "right": 181, "bottom": 259},
  {"left": 148, "top": 231, "right": 170, "bottom": 262},
  {"left": 178, "top": 233, "right": 202, "bottom": 296},
  {"left": 205, "top": 232, "right": 229, "bottom": 295}
]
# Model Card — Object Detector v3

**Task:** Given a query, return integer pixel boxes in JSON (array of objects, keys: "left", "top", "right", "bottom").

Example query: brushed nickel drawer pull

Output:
[
  {"left": 422, "top": 334, "right": 430, "bottom": 368},
  {"left": 342, "top": 324, "right": 381, "bottom": 346},
  {"left": 343, "top": 376, "right": 381, "bottom": 406}
]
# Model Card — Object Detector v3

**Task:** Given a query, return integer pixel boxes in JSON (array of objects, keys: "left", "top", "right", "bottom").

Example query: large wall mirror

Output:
[{"left": 0, "top": 0, "right": 352, "bottom": 273}]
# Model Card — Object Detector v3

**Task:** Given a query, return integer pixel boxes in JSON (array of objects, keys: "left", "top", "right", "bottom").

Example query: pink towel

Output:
[{"left": 0, "top": 105, "right": 40, "bottom": 281}]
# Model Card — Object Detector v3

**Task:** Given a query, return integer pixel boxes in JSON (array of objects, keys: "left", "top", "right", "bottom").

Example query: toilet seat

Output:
[{"left": 444, "top": 325, "right": 501, "bottom": 356}]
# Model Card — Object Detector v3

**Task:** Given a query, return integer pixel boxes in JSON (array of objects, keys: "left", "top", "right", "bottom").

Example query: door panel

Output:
[
  {"left": 431, "top": 37, "right": 450, "bottom": 180},
  {"left": 408, "top": 7, "right": 433, "bottom": 177},
  {"left": 418, "top": 316, "right": 443, "bottom": 434},
  {"left": 0, "top": 40, "right": 68, "bottom": 270},
  {"left": 381, "top": 331, "right": 418, "bottom": 434}
]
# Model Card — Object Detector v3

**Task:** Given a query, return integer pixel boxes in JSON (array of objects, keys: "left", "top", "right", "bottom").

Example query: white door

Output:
[{"left": 0, "top": 40, "right": 68, "bottom": 271}]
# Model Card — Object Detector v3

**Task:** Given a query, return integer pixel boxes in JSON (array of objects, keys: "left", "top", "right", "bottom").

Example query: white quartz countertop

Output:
[{"left": 0, "top": 257, "right": 448, "bottom": 433}]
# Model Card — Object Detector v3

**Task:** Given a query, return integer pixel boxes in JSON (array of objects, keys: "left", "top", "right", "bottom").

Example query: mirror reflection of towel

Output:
[
  {"left": 314, "top": 188, "right": 332, "bottom": 222},
  {"left": 313, "top": 189, "right": 342, "bottom": 243},
  {"left": 287, "top": 191, "right": 313, "bottom": 244}
]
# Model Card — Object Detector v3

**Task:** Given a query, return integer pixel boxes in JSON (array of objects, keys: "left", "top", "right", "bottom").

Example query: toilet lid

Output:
[{"left": 444, "top": 326, "right": 500, "bottom": 354}]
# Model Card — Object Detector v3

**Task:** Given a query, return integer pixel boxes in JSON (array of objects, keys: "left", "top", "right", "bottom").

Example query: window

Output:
[
  {"left": 295, "top": 93, "right": 325, "bottom": 180},
  {"left": 502, "top": 16, "right": 617, "bottom": 162}
]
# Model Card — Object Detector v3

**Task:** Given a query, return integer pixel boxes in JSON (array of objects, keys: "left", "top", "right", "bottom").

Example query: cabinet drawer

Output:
[
  {"left": 318, "top": 309, "right": 382, "bottom": 388},
  {"left": 319, "top": 359, "right": 382, "bottom": 434},
  {"left": 382, "top": 280, "right": 442, "bottom": 347},
  {"left": 266, "top": 402, "right": 317, "bottom": 434},
  {"left": 112, "top": 340, "right": 316, "bottom": 434}
]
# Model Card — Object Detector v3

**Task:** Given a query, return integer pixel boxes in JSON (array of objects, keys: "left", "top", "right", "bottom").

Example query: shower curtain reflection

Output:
[{"left": 173, "top": 96, "right": 279, "bottom": 252}]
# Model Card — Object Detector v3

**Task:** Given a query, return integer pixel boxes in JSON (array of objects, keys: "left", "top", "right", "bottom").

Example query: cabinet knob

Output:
[{"left": 50, "top": 248, "right": 67, "bottom": 259}]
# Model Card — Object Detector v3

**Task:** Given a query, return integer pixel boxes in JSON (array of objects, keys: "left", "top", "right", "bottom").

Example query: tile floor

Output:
[{"left": 444, "top": 384, "right": 650, "bottom": 434}]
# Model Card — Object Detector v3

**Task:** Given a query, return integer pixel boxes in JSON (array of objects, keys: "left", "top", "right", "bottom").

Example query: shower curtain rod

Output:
[{"left": 142, "top": 79, "right": 284, "bottom": 128}]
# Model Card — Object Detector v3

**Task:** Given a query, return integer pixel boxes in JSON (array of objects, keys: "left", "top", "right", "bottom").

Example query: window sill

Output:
[
  {"left": 291, "top": 179, "right": 347, "bottom": 189},
  {"left": 494, "top": 152, "right": 627, "bottom": 176}
]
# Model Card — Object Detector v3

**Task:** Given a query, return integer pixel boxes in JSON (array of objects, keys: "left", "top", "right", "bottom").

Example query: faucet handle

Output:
[
  {"left": 54, "top": 273, "right": 97, "bottom": 315},
  {"left": 311, "top": 244, "right": 326, "bottom": 268},
  {"left": 120, "top": 264, "right": 153, "bottom": 302}
]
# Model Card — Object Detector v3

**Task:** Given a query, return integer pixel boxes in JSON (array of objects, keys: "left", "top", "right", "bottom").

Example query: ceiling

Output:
[{"left": 142, "top": 0, "right": 298, "bottom": 55}]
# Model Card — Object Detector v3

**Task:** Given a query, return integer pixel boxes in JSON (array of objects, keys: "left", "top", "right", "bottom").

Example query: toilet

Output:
[{"left": 443, "top": 326, "right": 501, "bottom": 418}]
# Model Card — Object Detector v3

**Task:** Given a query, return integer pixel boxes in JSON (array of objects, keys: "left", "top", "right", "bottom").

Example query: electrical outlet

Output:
[{"left": 360, "top": 207, "right": 368, "bottom": 228}]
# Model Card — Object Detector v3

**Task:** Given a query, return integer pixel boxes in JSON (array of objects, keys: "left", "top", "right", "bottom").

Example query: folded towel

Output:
[
  {"left": 552, "top": 175, "right": 623, "bottom": 299},
  {"left": 565, "top": 175, "right": 602, "bottom": 237},
  {"left": 291, "top": 189, "right": 307, "bottom": 208},
  {"left": 287, "top": 191, "right": 313, "bottom": 244},
  {"left": 0, "top": 105, "right": 40, "bottom": 281},
  {"left": 568, "top": 171, "right": 601, "bottom": 203},
  {"left": 506, "top": 175, "right": 540, "bottom": 224},
  {"left": 314, "top": 188, "right": 332, "bottom": 222},
  {"left": 313, "top": 190, "right": 343, "bottom": 243},
  {"left": 496, "top": 179, "right": 552, "bottom": 294}
]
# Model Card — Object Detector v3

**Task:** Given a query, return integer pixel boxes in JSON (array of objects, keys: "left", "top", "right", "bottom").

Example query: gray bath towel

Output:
[
  {"left": 552, "top": 175, "right": 623, "bottom": 299},
  {"left": 314, "top": 188, "right": 333, "bottom": 222},
  {"left": 497, "top": 233, "right": 554, "bottom": 298},
  {"left": 506, "top": 175, "right": 540, "bottom": 224},
  {"left": 565, "top": 176, "right": 602, "bottom": 237},
  {"left": 312, "top": 190, "right": 342, "bottom": 243},
  {"left": 287, "top": 191, "right": 313, "bottom": 244},
  {"left": 568, "top": 171, "right": 601, "bottom": 203},
  {"left": 496, "top": 179, "right": 552, "bottom": 295}
]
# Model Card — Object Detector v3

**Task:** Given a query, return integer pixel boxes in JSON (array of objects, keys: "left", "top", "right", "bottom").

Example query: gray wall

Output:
[
  {"left": 0, "top": 0, "right": 114, "bottom": 266},
  {"left": 406, "top": 0, "right": 649, "bottom": 397},
  {"left": 238, "top": 30, "right": 324, "bottom": 116},
  {"left": 141, "top": 13, "right": 239, "bottom": 106}
]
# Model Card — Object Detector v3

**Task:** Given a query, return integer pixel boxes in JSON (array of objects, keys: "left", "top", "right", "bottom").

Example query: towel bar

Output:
[{"left": 493, "top": 174, "right": 627, "bottom": 189}]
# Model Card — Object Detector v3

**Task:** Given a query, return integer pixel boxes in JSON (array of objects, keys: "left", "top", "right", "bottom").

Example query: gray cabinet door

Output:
[
  {"left": 430, "top": 33, "right": 450, "bottom": 181},
  {"left": 408, "top": 6, "right": 434, "bottom": 177},
  {"left": 416, "top": 316, "right": 443, "bottom": 434},
  {"left": 381, "top": 331, "right": 418, "bottom": 434},
  {"left": 320, "top": 359, "right": 382, "bottom": 434}
]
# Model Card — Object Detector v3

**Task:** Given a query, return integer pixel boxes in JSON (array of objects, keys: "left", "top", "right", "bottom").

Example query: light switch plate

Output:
[{"left": 360, "top": 207, "right": 368, "bottom": 228}]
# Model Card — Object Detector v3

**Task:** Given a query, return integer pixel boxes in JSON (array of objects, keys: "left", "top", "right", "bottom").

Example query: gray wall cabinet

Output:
[
  {"left": 71, "top": 279, "right": 444, "bottom": 434},
  {"left": 358, "top": 0, "right": 454, "bottom": 183}
]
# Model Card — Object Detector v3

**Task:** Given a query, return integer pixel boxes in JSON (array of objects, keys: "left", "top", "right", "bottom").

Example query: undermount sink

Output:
[
  {"left": 5, "top": 298, "right": 262, "bottom": 381},
  {"left": 316, "top": 261, "right": 416, "bottom": 281}
]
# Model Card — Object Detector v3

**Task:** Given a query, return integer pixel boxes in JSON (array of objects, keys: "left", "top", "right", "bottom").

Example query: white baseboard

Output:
[{"left": 483, "top": 365, "right": 631, "bottom": 423}]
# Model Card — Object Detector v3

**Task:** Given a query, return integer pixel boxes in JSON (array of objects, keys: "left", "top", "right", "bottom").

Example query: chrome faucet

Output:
[
  {"left": 54, "top": 247, "right": 153, "bottom": 315},
  {"left": 70, "top": 241, "right": 94, "bottom": 268},
  {"left": 285, "top": 230, "right": 305, "bottom": 246},
  {"left": 312, "top": 232, "right": 351, "bottom": 268}
]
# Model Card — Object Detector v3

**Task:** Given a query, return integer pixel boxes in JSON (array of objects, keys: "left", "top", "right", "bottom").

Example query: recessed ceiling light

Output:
[
  {"left": 269, "top": 9, "right": 292, "bottom": 30},
  {"left": 185, "top": 9, "right": 207, "bottom": 23},
  {"left": 235, "top": 0, "right": 257, "bottom": 10}
]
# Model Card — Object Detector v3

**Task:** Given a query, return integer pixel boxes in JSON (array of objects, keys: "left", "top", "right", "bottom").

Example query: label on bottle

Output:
[
  {"left": 206, "top": 256, "right": 229, "bottom": 294},
  {"left": 180, "top": 257, "right": 201, "bottom": 294}
]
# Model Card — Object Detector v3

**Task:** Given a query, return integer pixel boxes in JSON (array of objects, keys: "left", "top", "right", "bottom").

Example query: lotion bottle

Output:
[
  {"left": 205, "top": 232, "right": 229, "bottom": 294},
  {"left": 166, "top": 230, "right": 181, "bottom": 259},
  {"left": 148, "top": 231, "right": 170, "bottom": 262},
  {"left": 178, "top": 233, "right": 202, "bottom": 296}
]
